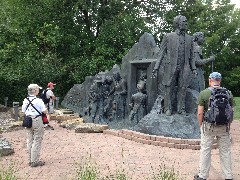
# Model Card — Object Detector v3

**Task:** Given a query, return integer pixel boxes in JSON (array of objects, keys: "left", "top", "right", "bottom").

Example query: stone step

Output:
[{"left": 75, "top": 123, "right": 108, "bottom": 133}]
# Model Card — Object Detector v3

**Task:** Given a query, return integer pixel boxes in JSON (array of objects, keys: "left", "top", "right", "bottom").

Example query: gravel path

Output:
[{"left": 0, "top": 109, "right": 240, "bottom": 180}]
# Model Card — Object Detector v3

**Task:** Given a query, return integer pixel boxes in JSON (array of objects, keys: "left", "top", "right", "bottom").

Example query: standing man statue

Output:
[
  {"left": 88, "top": 80, "right": 99, "bottom": 123},
  {"left": 152, "top": 15, "right": 197, "bottom": 115},
  {"left": 109, "top": 72, "right": 127, "bottom": 120}
]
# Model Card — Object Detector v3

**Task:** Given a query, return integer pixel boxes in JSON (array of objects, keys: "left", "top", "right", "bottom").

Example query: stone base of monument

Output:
[
  {"left": 75, "top": 123, "right": 108, "bottom": 133},
  {"left": 103, "top": 129, "right": 217, "bottom": 150},
  {"left": 0, "top": 138, "right": 14, "bottom": 156},
  {"left": 132, "top": 110, "right": 200, "bottom": 139}
]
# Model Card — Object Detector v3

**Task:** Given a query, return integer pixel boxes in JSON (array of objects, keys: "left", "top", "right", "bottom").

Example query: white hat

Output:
[{"left": 27, "top": 84, "right": 42, "bottom": 91}]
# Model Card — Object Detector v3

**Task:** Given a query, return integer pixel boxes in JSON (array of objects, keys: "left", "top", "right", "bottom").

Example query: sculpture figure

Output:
[
  {"left": 152, "top": 15, "right": 197, "bottom": 115},
  {"left": 137, "top": 72, "right": 147, "bottom": 94},
  {"left": 102, "top": 76, "right": 114, "bottom": 121},
  {"left": 191, "top": 32, "right": 215, "bottom": 92},
  {"left": 109, "top": 72, "right": 127, "bottom": 120},
  {"left": 88, "top": 76, "right": 105, "bottom": 124},
  {"left": 129, "top": 83, "right": 147, "bottom": 124}
]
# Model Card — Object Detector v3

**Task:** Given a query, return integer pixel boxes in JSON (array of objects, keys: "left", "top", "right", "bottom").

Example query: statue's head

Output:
[
  {"left": 95, "top": 74, "right": 103, "bottom": 83},
  {"left": 113, "top": 72, "right": 121, "bottom": 81},
  {"left": 104, "top": 76, "right": 113, "bottom": 84},
  {"left": 193, "top": 32, "right": 205, "bottom": 45},
  {"left": 173, "top": 15, "right": 188, "bottom": 31},
  {"left": 139, "top": 73, "right": 147, "bottom": 81}
]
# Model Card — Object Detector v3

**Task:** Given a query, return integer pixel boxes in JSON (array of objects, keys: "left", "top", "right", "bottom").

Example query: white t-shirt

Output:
[{"left": 22, "top": 96, "right": 46, "bottom": 116}]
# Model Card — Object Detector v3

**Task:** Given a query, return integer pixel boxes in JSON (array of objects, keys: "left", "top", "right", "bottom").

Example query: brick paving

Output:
[{"left": 1, "top": 120, "right": 240, "bottom": 180}]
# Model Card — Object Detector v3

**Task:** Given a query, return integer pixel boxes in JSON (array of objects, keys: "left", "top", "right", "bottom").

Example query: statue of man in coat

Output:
[{"left": 152, "top": 15, "right": 197, "bottom": 116}]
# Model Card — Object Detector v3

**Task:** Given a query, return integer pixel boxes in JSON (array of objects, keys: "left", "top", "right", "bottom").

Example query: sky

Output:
[{"left": 231, "top": 0, "right": 240, "bottom": 8}]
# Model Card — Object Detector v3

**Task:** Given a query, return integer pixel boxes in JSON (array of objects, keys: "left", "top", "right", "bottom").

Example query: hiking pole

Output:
[{"left": 211, "top": 49, "right": 214, "bottom": 72}]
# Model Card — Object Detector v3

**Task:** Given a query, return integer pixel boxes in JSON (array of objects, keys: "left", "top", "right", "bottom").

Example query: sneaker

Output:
[
  {"left": 45, "top": 124, "right": 54, "bottom": 130},
  {"left": 48, "top": 125, "right": 54, "bottom": 130},
  {"left": 194, "top": 175, "right": 206, "bottom": 180},
  {"left": 30, "top": 161, "right": 45, "bottom": 167}
]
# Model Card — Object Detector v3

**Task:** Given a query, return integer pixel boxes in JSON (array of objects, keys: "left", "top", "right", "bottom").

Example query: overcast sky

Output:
[{"left": 231, "top": 0, "right": 240, "bottom": 8}]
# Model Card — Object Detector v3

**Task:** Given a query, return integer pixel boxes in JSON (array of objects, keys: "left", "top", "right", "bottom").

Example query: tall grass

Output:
[
  {"left": 75, "top": 155, "right": 99, "bottom": 180},
  {"left": 0, "top": 165, "right": 17, "bottom": 180},
  {"left": 75, "top": 156, "right": 180, "bottom": 180},
  {"left": 234, "top": 97, "right": 240, "bottom": 120},
  {"left": 149, "top": 164, "right": 180, "bottom": 180}
]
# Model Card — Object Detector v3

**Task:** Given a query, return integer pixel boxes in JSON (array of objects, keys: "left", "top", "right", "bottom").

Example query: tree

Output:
[{"left": 0, "top": 0, "right": 239, "bottom": 105}]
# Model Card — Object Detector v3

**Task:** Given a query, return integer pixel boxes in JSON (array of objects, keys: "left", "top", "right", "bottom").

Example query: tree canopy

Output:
[{"left": 0, "top": 0, "right": 239, "bottom": 105}]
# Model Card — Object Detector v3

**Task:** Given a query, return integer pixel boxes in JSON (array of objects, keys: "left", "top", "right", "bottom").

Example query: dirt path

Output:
[{"left": 1, "top": 120, "right": 240, "bottom": 180}]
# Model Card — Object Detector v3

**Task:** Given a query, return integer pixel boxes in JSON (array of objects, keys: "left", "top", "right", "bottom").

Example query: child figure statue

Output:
[{"left": 129, "top": 82, "right": 147, "bottom": 125}]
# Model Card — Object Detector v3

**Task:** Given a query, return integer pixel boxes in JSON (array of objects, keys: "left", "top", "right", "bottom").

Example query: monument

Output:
[{"left": 61, "top": 15, "right": 216, "bottom": 139}]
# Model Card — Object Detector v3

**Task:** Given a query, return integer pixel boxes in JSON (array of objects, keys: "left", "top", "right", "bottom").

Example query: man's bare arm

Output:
[{"left": 197, "top": 105, "right": 204, "bottom": 127}]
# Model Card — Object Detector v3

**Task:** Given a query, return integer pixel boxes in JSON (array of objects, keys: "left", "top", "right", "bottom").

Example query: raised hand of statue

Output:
[
  {"left": 209, "top": 55, "right": 215, "bottom": 62},
  {"left": 192, "top": 69, "right": 197, "bottom": 78},
  {"left": 129, "top": 103, "right": 133, "bottom": 110},
  {"left": 152, "top": 69, "right": 158, "bottom": 78}
]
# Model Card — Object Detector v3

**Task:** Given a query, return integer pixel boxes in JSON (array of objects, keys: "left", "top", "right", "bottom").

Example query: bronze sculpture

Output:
[
  {"left": 152, "top": 15, "right": 197, "bottom": 115},
  {"left": 191, "top": 32, "right": 215, "bottom": 92},
  {"left": 129, "top": 81, "right": 147, "bottom": 124},
  {"left": 109, "top": 72, "right": 127, "bottom": 120}
]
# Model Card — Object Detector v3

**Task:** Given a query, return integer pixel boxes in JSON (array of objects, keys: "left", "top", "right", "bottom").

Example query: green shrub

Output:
[{"left": 76, "top": 161, "right": 99, "bottom": 180}]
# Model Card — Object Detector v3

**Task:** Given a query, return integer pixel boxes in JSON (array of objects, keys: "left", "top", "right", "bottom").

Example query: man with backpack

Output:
[
  {"left": 194, "top": 72, "right": 234, "bottom": 180},
  {"left": 41, "top": 82, "right": 56, "bottom": 130}
]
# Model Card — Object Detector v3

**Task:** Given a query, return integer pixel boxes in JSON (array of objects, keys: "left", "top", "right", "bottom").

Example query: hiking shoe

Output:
[
  {"left": 30, "top": 161, "right": 45, "bottom": 167},
  {"left": 45, "top": 124, "right": 54, "bottom": 130},
  {"left": 194, "top": 175, "right": 206, "bottom": 180}
]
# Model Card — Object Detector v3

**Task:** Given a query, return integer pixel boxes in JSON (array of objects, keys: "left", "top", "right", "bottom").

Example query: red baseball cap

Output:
[{"left": 48, "top": 82, "right": 56, "bottom": 87}]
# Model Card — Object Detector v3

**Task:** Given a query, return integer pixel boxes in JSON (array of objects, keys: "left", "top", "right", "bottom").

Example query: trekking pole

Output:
[{"left": 211, "top": 49, "right": 214, "bottom": 72}]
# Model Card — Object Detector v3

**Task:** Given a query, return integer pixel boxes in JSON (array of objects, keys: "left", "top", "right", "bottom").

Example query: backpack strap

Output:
[
  {"left": 26, "top": 97, "right": 42, "bottom": 118},
  {"left": 44, "top": 89, "right": 50, "bottom": 106},
  {"left": 25, "top": 98, "right": 36, "bottom": 112}
]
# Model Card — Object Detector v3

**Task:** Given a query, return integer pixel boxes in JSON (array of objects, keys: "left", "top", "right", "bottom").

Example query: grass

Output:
[
  {"left": 0, "top": 165, "right": 17, "bottom": 180},
  {"left": 234, "top": 97, "right": 240, "bottom": 120},
  {"left": 75, "top": 155, "right": 180, "bottom": 180},
  {"left": 75, "top": 156, "right": 129, "bottom": 180},
  {"left": 149, "top": 164, "right": 180, "bottom": 180}
]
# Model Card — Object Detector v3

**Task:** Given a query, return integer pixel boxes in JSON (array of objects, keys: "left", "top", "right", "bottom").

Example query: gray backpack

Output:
[{"left": 204, "top": 87, "right": 233, "bottom": 125}]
